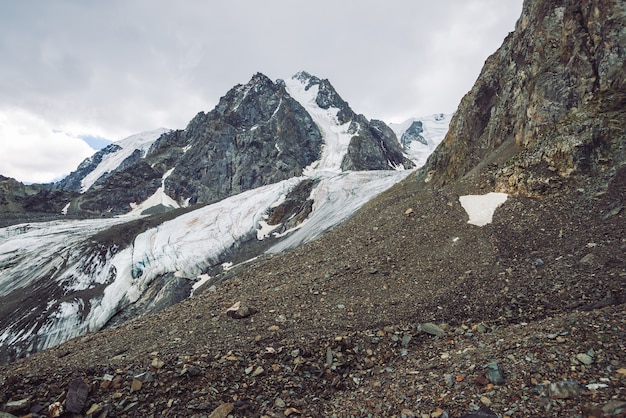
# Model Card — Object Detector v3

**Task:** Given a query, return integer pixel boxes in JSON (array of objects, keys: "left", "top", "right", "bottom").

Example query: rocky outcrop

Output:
[
  {"left": 400, "top": 120, "right": 427, "bottom": 148},
  {"left": 342, "top": 118, "right": 414, "bottom": 171},
  {"left": 158, "top": 73, "right": 324, "bottom": 206},
  {"left": 423, "top": 0, "right": 626, "bottom": 196},
  {"left": 0, "top": 175, "right": 78, "bottom": 216}
]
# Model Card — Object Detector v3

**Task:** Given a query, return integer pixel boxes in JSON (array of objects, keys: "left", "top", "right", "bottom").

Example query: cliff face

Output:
[{"left": 424, "top": 0, "right": 626, "bottom": 195}]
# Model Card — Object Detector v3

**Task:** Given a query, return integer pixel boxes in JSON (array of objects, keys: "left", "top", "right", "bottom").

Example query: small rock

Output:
[
  {"left": 602, "top": 400, "right": 626, "bottom": 416},
  {"left": 480, "top": 396, "right": 492, "bottom": 406},
  {"left": 430, "top": 409, "right": 448, "bottom": 418},
  {"left": 284, "top": 407, "right": 302, "bottom": 416},
  {"left": 48, "top": 401, "right": 63, "bottom": 418},
  {"left": 460, "top": 406, "right": 498, "bottom": 417},
  {"left": 576, "top": 353, "right": 593, "bottom": 365},
  {"left": 208, "top": 403, "right": 234, "bottom": 418},
  {"left": 418, "top": 323, "right": 445, "bottom": 337},
  {"left": 86, "top": 403, "right": 103, "bottom": 415},
  {"left": 152, "top": 358, "right": 165, "bottom": 369},
  {"left": 4, "top": 398, "right": 30, "bottom": 414},
  {"left": 66, "top": 378, "right": 89, "bottom": 413},
  {"left": 275, "top": 397, "right": 286, "bottom": 408},
  {"left": 135, "top": 370, "right": 154, "bottom": 382},
  {"left": 580, "top": 253, "right": 597, "bottom": 265},
  {"left": 401, "top": 334, "right": 412, "bottom": 348},
  {"left": 484, "top": 362, "right": 504, "bottom": 385},
  {"left": 251, "top": 366, "right": 264, "bottom": 377},
  {"left": 226, "top": 301, "right": 257, "bottom": 319},
  {"left": 603, "top": 204, "right": 623, "bottom": 219},
  {"left": 474, "top": 374, "right": 490, "bottom": 386},
  {"left": 548, "top": 380, "right": 581, "bottom": 399},
  {"left": 400, "top": 408, "right": 416, "bottom": 418},
  {"left": 582, "top": 403, "right": 603, "bottom": 418},
  {"left": 405, "top": 208, "right": 414, "bottom": 216},
  {"left": 130, "top": 378, "right": 142, "bottom": 393}
]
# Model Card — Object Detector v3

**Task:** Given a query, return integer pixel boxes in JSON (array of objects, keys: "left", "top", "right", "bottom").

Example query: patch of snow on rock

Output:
[{"left": 459, "top": 192, "right": 508, "bottom": 226}]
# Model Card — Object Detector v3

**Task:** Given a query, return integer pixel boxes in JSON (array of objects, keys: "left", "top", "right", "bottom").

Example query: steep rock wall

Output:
[{"left": 423, "top": 0, "right": 626, "bottom": 195}]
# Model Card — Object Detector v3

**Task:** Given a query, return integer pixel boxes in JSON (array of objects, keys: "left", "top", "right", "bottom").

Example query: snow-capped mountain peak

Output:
[{"left": 389, "top": 114, "right": 451, "bottom": 168}]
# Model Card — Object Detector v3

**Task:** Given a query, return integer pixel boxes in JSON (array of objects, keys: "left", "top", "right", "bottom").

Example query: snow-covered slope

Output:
[
  {"left": 80, "top": 128, "right": 170, "bottom": 191},
  {"left": 389, "top": 114, "right": 451, "bottom": 168},
  {"left": 283, "top": 77, "right": 354, "bottom": 173}
]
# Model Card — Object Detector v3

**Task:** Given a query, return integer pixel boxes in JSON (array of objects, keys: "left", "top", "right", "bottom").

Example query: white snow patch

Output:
[
  {"left": 459, "top": 193, "right": 508, "bottom": 226},
  {"left": 193, "top": 274, "right": 211, "bottom": 291},
  {"left": 124, "top": 167, "right": 179, "bottom": 216}
]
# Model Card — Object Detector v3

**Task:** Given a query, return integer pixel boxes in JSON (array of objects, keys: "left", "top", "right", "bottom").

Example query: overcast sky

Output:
[{"left": 0, "top": 0, "right": 523, "bottom": 183}]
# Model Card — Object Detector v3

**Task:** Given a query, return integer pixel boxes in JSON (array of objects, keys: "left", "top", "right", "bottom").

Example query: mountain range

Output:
[
  {"left": 0, "top": 71, "right": 450, "bottom": 364},
  {"left": 0, "top": 0, "right": 624, "bottom": 417}
]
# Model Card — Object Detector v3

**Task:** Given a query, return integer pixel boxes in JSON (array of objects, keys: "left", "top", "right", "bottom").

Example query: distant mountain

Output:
[
  {"left": 389, "top": 113, "right": 451, "bottom": 168},
  {"left": 56, "top": 128, "right": 171, "bottom": 193},
  {"left": 0, "top": 175, "right": 78, "bottom": 222}
]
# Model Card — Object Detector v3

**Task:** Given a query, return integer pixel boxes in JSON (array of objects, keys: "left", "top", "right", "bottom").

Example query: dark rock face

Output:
[
  {"left": 423, "top": 0, "right": 626, "bottom": 195},
  {"left": 69, "top": 160, "right": 162, "bottom": 215},
  {"left": 342, "top": 118, "right": 414, "bottom": 171},
  {"left": 401, "top": 120, "right": 427, "bottom": 148},
  {"left": 265, "top": 178, "right": 318, "bottom": 233},
  {"left": 292, "top": 71, "right": 414, "bottom": 171},
  {"left": 159, "top": 73, "right": 324, "bottom": 206}
]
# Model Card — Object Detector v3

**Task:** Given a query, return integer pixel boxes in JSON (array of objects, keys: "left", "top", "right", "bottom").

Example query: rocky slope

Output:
[{"left": 0, "top": 0, "right": 625, "bottom": 417}]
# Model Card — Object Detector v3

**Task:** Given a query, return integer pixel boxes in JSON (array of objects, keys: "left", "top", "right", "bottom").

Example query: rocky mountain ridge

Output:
[{"left": 52, "top": 72, "right": 414, "bottom": 217}]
